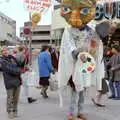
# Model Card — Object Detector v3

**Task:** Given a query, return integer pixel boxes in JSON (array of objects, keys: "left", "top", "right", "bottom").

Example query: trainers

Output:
[
  {"left": 113, "top": 97, "right": 120, "bottom": 100},
  {"left": 92, "top": 98, "right": 105, "bottom": 107},
  {"left": 96, "top": 103, "right": 106, "bottom": 107},
  {"left": 108, "top": 95, "right": 115, "bottom": 99},
  {"left": 8, "top": 113, "right": 14, "bottom": 119},
  {"left": 28, "top": 97, "right": 37, "bottom": 103},
  {"left": 44, "top": 92, "right": 48, "bottom": 98},
  {"left": 41, "top": 92, "right": 48, "bottom": 99}
]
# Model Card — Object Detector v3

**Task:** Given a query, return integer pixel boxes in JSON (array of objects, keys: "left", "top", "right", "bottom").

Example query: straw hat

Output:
[{"left": 61, "top": 0, "right": 97, "bottom": 8}]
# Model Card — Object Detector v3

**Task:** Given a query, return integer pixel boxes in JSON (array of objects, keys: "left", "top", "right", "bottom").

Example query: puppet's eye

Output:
[
  {"left": 80, "top": 8, "right": 89, "bottom": 15},
  {"left": 61, "top": 7, "right": 71, "bottom": 14}
]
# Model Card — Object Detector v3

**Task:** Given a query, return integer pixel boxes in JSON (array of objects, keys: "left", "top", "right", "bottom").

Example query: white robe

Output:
[
  {"left": 58, "top": 26, "right": 105, "bottom": 107},
  {"left": 58, "top": 26, "right": 104, "bottom": 91}
]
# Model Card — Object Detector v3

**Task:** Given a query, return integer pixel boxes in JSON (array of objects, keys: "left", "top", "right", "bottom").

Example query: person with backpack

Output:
[
  {"left": 0, "top": 47, "right": 21, "bottom": 119},
  {"left": 15, "top": 45, "right": 37, "bottom": 103}
]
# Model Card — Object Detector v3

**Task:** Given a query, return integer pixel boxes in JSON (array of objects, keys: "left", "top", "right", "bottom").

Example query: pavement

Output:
[{"left": 0, "top": 73, "right": 120, "bottom": 120}]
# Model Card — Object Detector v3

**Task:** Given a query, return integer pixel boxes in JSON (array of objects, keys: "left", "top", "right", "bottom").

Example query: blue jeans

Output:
[
  {"left": 115, "top": 81, "right": 120, "bottom": 98},
  {"left": 69, "top": 88, "right": 84, "bottom": 115},
  {"left": 109, "top": 80, "right": 115, "bottom": 97}
]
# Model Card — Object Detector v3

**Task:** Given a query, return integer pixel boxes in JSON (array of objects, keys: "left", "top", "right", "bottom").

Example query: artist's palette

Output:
[{"left": 78, "top": 52, "right": 96, "bottom": 74}]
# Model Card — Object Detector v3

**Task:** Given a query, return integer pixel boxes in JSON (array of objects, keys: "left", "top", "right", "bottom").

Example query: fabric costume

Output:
[{"left": 57, "top": 0, "right": 104, "bottom": 118}]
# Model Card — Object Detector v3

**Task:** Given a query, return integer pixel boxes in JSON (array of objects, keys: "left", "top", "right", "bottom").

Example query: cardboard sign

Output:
[{"left": 24, "top": 0, "right": 51, "bottom": 12}]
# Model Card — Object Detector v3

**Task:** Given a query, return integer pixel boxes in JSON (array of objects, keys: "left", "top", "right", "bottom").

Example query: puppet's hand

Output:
[{"left": 72, "top": 48, "right": 81, "bottom": 61}]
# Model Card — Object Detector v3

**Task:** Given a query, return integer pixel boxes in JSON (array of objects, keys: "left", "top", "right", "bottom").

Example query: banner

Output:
[{"left": 24, "top": 0, "right": 51, "bottom": 12}]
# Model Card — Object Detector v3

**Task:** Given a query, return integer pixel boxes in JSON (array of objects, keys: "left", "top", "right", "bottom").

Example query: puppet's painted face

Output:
[{"left": 60, "top": 0, "right": 96, "bottom": 28}]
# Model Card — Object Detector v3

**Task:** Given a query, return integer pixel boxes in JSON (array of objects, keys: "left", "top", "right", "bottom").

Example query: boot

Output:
[{"left": 28, "top": 97, "right": 37, "bottom": 103}]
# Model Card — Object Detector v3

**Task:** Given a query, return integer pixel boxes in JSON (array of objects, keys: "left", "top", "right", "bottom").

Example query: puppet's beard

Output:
[{"left": 68, "top": 19, "right": 83, "bottom": 28}]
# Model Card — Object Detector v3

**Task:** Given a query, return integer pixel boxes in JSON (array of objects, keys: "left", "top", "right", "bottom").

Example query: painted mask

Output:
[{"left": 60, "top": 0, "right": 97, "bottom": 28}]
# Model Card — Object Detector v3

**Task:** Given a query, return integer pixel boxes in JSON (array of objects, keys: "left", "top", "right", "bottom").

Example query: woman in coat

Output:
[
  {"left": 38, "top": 45, "right": 54, "bottom": 98},
  {"left": 0, "top": 47, "right": 21, "bottom": 119}
]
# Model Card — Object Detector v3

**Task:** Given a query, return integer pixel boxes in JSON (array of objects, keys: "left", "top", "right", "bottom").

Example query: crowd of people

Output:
[
  {"left": 0, "top": 44, "right": 59, "bottom": 119},
  {"left": 0, "top": 39, "right": 120, "bottom": 119}
]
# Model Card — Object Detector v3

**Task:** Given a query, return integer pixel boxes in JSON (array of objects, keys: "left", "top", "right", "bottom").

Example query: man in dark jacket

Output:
[
  {"left": 0, "top": 47, "right": 21, "bottom": 119},
  {"left": 107, "top": 45, "right": 120, "bottom": 100}
]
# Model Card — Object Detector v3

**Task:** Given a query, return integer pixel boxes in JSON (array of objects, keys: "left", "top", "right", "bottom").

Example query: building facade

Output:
[
  {"left": 0, "top": 12, "right": 16, "bottom": 45},
  {"left": 20, "top": 24, "right": 52, "bottom": 48}
]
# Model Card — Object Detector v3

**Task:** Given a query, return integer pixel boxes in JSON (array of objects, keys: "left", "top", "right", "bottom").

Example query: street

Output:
[{"left": 0, "top": 73, "right": 120, "bottom": 120}]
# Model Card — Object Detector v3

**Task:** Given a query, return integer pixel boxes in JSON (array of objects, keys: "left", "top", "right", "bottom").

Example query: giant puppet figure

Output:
[{"left": 58, "top": 0, "right": 104, "bottom": 120}]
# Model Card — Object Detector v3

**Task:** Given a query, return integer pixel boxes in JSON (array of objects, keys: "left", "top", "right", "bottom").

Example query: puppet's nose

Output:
[
  {"left": 71, "top": 9, "right": 80, "bottom": 19},
  {"left": 69, "top": 9, "right": 82, "bottom": 27}
]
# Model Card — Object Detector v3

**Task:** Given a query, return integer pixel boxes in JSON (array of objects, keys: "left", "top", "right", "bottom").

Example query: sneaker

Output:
[
  {"left": 77, "top": 114, "right": 87, "bottom": 120},
  {"left": 108, "top": 95, "right": 115, "bottom": 99},
  {"left": 41, "top": 92, "right": 48, "bottom": 99},
  {"left": 28, "top": 97, "right": 37, "bottom": 103},
  {"left": 91, "top": 98, "right": 105, "bottom": 107},
  {"left": 95, "top": 103, "right": 106, "bottom": 107},
  {"left": 8, "top": 113, "right": 14, "bottom": 119},
  {"left": 113, "top": 97, "right": 120, "bottom": 100},
  {"left": 44, "top": 92, "right": 48, "bottom": 98}
]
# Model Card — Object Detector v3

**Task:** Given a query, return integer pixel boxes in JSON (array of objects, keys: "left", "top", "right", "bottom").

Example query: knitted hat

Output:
[{"left": 111, "top": 44, "right": 120, "bottom": 52}]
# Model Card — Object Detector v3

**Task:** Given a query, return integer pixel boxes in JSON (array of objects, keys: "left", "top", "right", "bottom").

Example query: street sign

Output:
[{"left": 23, "top": 27, "right": 31, "bottom": 37}]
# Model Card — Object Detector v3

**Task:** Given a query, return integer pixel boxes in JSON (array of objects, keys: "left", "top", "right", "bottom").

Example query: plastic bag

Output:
[
  {"left": 49, "top": 73, "right": 58, "bottom": 91},
  {"left": 21, "top": 70, "right": 39, "bottom": 87}
]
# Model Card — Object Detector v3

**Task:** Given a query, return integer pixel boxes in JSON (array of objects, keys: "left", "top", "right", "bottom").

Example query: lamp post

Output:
[{"left": 29, "top": 12, "right": 32, "bottom": 66}]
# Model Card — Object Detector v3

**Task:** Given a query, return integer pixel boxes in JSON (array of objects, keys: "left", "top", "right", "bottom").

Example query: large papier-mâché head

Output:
[{"left": 60, "top": 0, "right": 97, "bottom": 28}]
